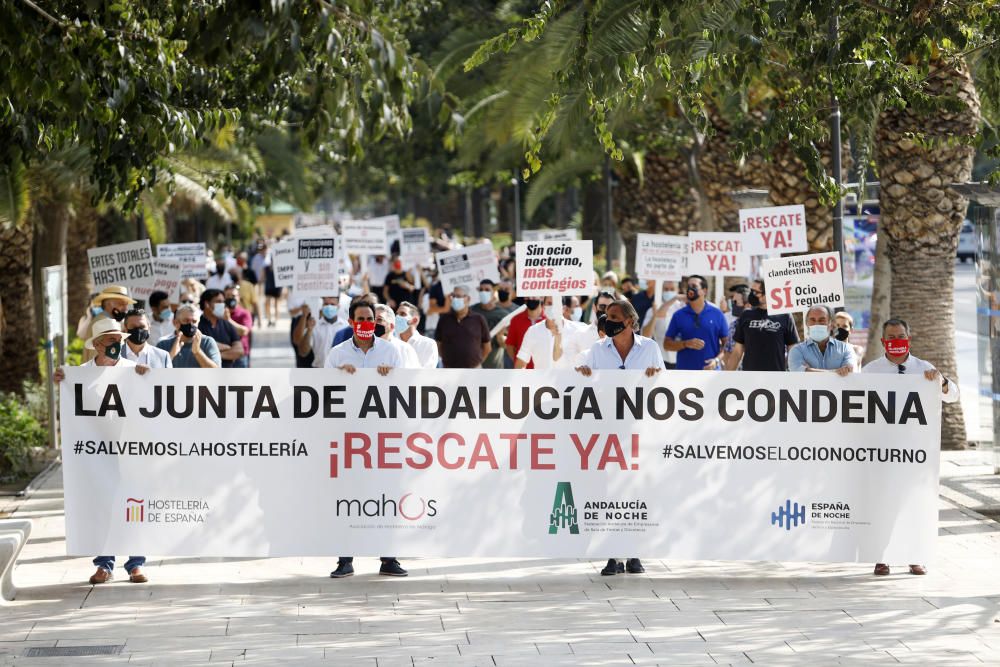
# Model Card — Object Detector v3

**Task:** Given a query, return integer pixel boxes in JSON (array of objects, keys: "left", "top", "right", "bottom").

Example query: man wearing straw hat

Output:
[
  {"left": 54, "top": 318, "right": 152, "bottom": 584},
  {"left": 82, "top": 285, "right": 136, "bottom": 362}
]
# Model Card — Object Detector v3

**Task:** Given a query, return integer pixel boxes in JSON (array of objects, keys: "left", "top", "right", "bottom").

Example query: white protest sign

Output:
[
  {"left": 293, "top": 212, "right": 327, "bottom": 230},
  {"left": 132, "top": 259, "right": 183, "bottom": 303},
  {"left": 43, "top": 265, "right": 65, "bottom": 339},
  {"left": 293, "top": 237, "right": 340, "bottom": 297},
  {"left": 271, "top": 239, "right": 297, "bottom": 288},
  {"left": 739, "top": 204, "right": 808, "bottom": 256},
  {"left": 516, "top": 240, "right": 594, "bottom": 297},
  {"left": 156, "top": 243, "right": 207, "bottom": 280},
  {"left": 435, "top": 243, "right": 500, "bottom": 295},
  {"left": 399, "top": 227, "right": 432, "bottom": 268},
  {"left": 687, "top": 233, "right": 750, "bottom": 276},
  {"left": 384, "top": 215, "right": 401, "bottom": 254},
  {"left": 61, "top": 367, "right": 941, "bottom": 562},
  {"left": 522, "top": 229, "right": 578, "bottom": 243},
  {"left": 635, "top": 234, "right": 689, "bottom": 281},
  {"left": 342, "top": 217, "right": 391, "bottom": 255},
  {"left": 760, "top": 251, "right": 845, "bottom": 316},
  {"left": 87, "top": 240, "right": 155, "bottom": 295}
]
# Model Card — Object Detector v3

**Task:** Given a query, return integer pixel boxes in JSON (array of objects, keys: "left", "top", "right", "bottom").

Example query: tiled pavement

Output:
[{"left": 1, "top": 318, "right": 998, "bottom": 666}]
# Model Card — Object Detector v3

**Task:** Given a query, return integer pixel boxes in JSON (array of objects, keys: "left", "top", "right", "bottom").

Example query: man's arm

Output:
[
  {"left": 195, "top": 334, "right": 221, "bottom": 368},
  {"left": 725, "top": 341, "right": 744, "bottom": 371},
  {"left": 296, "top": 318, "right": 315, "bottom": 358}
]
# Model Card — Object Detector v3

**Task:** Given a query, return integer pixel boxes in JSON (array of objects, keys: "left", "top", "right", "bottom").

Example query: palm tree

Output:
[{"left": 875, "top": 60, "right": 981, "bottom": 449}]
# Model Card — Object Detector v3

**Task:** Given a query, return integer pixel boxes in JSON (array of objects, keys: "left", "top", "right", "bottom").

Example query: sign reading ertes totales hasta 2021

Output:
[{"left": 61, "top": 368, "right": 941, "bottom": 563}]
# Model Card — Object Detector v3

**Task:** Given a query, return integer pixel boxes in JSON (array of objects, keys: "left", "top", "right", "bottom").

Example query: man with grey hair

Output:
[
  {"left": 787, "top": 305, "right": 855, "bottom": 375},
  {"left": 434, "top": 285, "right": 491, "bottom": 368},
  {"left": 373, "top": 303, "right": 419, "bottom": 368},
  {"left": 156, "top": 304, "right": 221, "bottom": 368}
]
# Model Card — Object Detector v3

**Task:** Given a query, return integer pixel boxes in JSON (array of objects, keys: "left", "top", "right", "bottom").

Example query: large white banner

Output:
[
  {"left": 515, "top": 240, "right": 593, "bottom": 297},
  {"left": 87, "top": 240, "right": 155, "bottom": 294},
  {"left": 60, "top": 368, "right": 941, "bottom": 562},
  {"left": 435, "top": 244, "right": 500, "bottom": 295}
]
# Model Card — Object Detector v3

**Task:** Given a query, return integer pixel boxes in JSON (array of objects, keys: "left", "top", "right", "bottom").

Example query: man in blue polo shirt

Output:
[{"left": 663, "top": 275, "right": 728, "bottom": 370}]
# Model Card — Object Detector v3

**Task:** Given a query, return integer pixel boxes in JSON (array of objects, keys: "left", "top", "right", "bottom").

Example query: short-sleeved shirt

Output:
[
  {"left": 581, "top": 334, "right": 664, "bottom": 371},
  {"left": 471, "top": 303, "right": 513, "bottom": 369},
  {"left": 198, "top": 316, "right": 243, "bottom": 368},
  {"left": 733, "top": 310, "right": 799, "bottom": 371},
  {"left": 505, "top": 310, "right": 545, "bottom": 369},
  {"left": 325, "top": 336, "right": 406, "bottom": 369},
  {"left": 788, "top": 338, "right": 855, "bottom": 372},
  {"left": 157, "top": 335, "right": 222, "bottom": 368},
  {"left": 435, "top": 311, "right": 491, "bottom": 368},
  {"left": 665, "top": 303, "right": 729, "bottom": 370}
]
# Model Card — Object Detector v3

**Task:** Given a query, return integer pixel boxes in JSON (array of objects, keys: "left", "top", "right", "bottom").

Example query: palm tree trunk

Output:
[
  {"left": 863, "top": 228, "right": 891, "bottom": 365},
  {"left": 31, "top": 199, "right": 70, "bottom": 340},
  {"left": 67, "top": 194, "right": 99, "bottom": 328},
  {"left": 875, "top": 61, "right": 980, "bottom": 450},
  {"left": 0, "top": 220, "right": 39, "bottom": 394}
]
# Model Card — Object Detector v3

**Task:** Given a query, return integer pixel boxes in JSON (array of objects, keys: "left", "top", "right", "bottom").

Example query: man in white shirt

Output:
[
  {"left": 396, "top": 301, "right": 439, "bottom": 368},
  {"left": 516, "top": 296, "right": 594, "bottom": 370},
  {"left": 147, "top": 291, "right": 176, "bottom": 343},
  {"left": 121, "top": 309, "right": 173, "bottom": 368},
  {"left": 575, "top": 299, "right": 662, "bottom": 577},
  {"left": 640, "top": 281, "right": 683, "bottom": 369},
  {"left": 205, "top": 259, "right": 234, "bottom": 291},
  {"left": 326, "top": 300, "right": 407, "bottom": 579},
  {"left": 53, "top": 318, "right": 151, "bottom": 585},
  {"left": 296, "top": 296, "right": 349, "bottom": 369},
  {"left": 862, "top": 317, "right": 957, "bottom": 578},
  {"left": 366, "top": 255, "right": 390, "bottom": 295},
  {"left": 374, "top": 303, "right": 419, "bottom": 369}
]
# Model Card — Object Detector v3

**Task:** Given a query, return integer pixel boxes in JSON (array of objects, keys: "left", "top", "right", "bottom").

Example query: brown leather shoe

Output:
[
  {"left": 89, "top": 568, "right": 112, "bottom": 585},
  {"left": 908, "top": 564, "right": 927, "bottom": 576},
  {"left": 128, "top": 567, "right": 148, "bottom": 583},
  {"left": 873, "top": 563, "right": 890, "bottom": 576}
]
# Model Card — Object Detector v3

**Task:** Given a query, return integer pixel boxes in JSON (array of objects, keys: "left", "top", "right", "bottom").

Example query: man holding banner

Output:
[{"left": 575, "top": 299, "right": 661, "bottom": 576}]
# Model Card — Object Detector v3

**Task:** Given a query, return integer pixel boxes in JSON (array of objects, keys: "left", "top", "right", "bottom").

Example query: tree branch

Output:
[{"left": 18, "top": 0, "right": 62, "bottom": 28}]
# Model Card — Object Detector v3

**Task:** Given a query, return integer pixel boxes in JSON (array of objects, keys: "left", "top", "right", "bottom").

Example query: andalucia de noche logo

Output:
[
  {"left": 548, "top": 482, "right": 579, "bottom": 535},
  {"left": 125, "top": 498, "right": 144, "bottom": 523}
]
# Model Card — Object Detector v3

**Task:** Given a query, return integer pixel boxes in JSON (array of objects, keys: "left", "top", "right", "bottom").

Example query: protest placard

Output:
[
  {"left": 293, "top": 237, "right": 340, "bottom": 297},
  {"left": 87, "top": 240, "right": 155, "bottom": 294},
  {"left": 272, "top": 239, "right": 298, "bottom": 288},
  {"left": 61, "top": 367, "right": 941, "bottom": 562},
  {"left": 739, "top": 204, "right": 808, "bottom": 256},
  {"left": 342, "top": 217, "right": 391, "bottom": 255},
  {"left": 515, "top": 240, "right": 593, "bottom": 297},
  {"left": 760, "top": 251, "right": 845, "bottom": 316},
  {"left": 435, "top": 243, "right": 500, "bottom": 295},
  {"left": 292, "top": 212, "right": 327, "bottom": 230},
  {"left": 522, "top": 229, "right": 578, "bottom": 243},
  {"left": 132, "top": 259, "right": 183, "bottom": 303},
  {"left": 399, "top": 227, "right": 432, "bottom": 268},
  {"left": 156, "top": 243, "right": 207, "bottom": 280},
  {"left": 687, "top": 233, "right": 750, "bottom": 276},
  {"left": 635, "top": 234, "right": 688, "bottom": 281}
]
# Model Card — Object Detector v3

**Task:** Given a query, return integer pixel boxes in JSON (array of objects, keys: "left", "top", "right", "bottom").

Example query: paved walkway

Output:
[{"left": 1, "top": 314, "right": 998, "bottom": 666}]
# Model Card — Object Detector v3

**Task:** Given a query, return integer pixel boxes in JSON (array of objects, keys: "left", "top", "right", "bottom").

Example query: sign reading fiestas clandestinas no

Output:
[
  {"left": 87, "top": 240, "right": 155, "bottom": 294},
  {"left": 739, "top": 204, "right": 808, "bottom": 256},
  {"left": 61, "top": 367, "right": 941, "bottom": 561},
  {"left": 760, "top": 251, "right": 845, "bottom": 316},
  {"left": 515, "top": 240, "right": 593, "bottom": 297}
]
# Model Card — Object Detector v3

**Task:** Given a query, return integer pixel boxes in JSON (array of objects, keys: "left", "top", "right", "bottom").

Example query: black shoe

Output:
[
  {"left": 601, "top": 558, "right": 623, "bottom": 576},
  {"left": 330, "top": 560, "right": 355, "bottom": 578},
  {"left": 625, "top": 558, "right": 645, "bottom": 574},
  {"left": 379, "top": 559, "right": 408, "bottom": 577}
]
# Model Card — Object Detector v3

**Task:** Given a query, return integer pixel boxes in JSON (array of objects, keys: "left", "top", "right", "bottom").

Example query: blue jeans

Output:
[{"left": 93, "top": 556, "right": 146, "bottom": 573}]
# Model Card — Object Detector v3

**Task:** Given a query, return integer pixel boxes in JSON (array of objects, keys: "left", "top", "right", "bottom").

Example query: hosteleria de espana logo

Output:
[
  {"left": 125, "top": 498, "right": 144, "bottom": 523},
  {"left": 125, "top": 497, "right": 209, "bottom": 524}
]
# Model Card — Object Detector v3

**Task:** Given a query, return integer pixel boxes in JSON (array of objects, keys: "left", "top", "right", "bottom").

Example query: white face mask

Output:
[
  {"left": 478, "top": 290, "right": 492, "bottom": 305},
  {"left": 663, "top": 290, "right": 677, "bottom": 302},
  {"left": 808, "top": 324, "right": 831, "bottom": 343},
  {"left": 571, "top": 307, "right": 583, "bottom": 322}
]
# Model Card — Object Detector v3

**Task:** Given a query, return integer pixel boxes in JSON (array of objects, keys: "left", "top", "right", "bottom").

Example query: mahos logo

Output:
[{"left": 336, "top": 493, "right": 438, "bottom": 521}]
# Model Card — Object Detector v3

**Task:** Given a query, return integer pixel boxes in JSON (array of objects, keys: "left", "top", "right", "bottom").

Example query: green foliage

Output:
[{"left": 0, "top": 394, "right": 47, "bottom": 479}]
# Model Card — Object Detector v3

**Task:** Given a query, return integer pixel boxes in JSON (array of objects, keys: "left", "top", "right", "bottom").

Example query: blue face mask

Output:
[
  {"left": 321, "top": 305, "right": 338, "bottom": 321},
  {"left": 91, "top": 306, "right": 103, "bottom": 317},
  {"left": 451, "top": 297, "right": 466, "bottom": 312},
  {"left": 808, "top": 324, "right": 830, "bottom": 343},
  {"left": 212, "top": 302, "right": 226, "bottom": 318},
  {"left": 159, "top": 308, "right": 174, "bottom": 322},
  {"left": 395, "top": 315, "right": 410, "bottom": 334}
]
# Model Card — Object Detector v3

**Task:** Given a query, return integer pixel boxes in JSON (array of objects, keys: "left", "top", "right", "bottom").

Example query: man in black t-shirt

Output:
[{"left": 726, "top": 279, "right": 798, "bottom": 371}]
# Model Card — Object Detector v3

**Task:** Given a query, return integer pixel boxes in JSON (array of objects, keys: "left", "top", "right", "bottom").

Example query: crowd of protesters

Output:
[{"left": 57, "top": 228, "right": 956, "bottom": 584}]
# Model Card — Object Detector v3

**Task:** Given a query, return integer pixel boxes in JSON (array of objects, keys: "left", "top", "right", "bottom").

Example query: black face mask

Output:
[
  {"left": 111, "top": 308, "right": 126, "bottom": 321},
  {"left": 225, "top": 298, "right": 238, "bottom": 310},
  {"left": 374, "top": 324, "right": 387, "bottom": 338},
  {"left": 686, "top": 289, "right": 699, "bottom": 302},
  {"left": 596, "top": 313, "right": 607, "bottom": 334},
  {"left": 180, "top": 323, "right": 197, "bottom": 338},
  {"left": 127, "top": 328, "right": 150, "bottom": 345},
  {"left": 525, "top": 299, "right": 541, "bottom": 311},
  {"left": 104, "top": 341, "right": 122, "bottom": 359},
  {"left": 834, "top": 327, "right": 850, "bottom": 342},
  {"left": 216, "top": 264, "right": 226, "bottom": 275},
  {"left": 497, "top": 289, "right": 510, "bottom": 302},
  {"left": 603, "top": 319, "right": 627, "bottom": 338},
  {"left": 731, "top": 302, "right": 745, "bottom": 317},
  {"left": 748, "top": 292, "right": 762, "bottom": 308}
]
